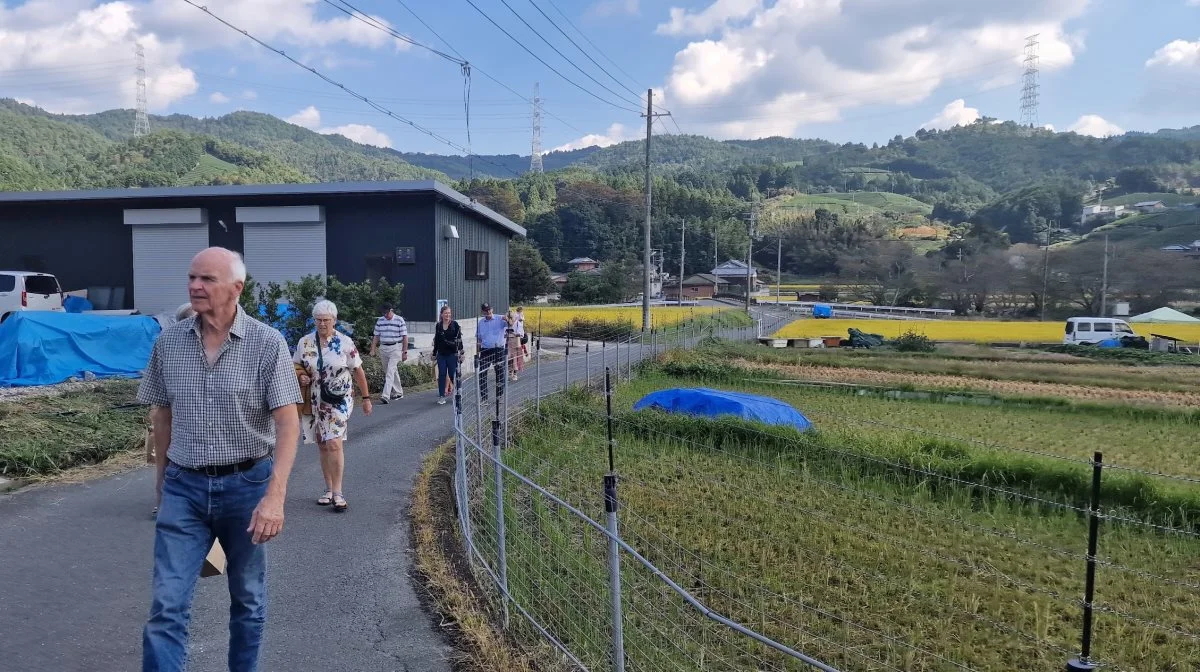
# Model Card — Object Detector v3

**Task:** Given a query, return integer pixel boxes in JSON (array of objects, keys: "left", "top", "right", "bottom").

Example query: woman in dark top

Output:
[{"left": 433, "top": 304, "right": 464, "bottom": 405}]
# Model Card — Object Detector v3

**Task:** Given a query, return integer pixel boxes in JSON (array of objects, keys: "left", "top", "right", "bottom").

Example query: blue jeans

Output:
[
  {"left": 437, "top": 353, "right": 459, "bottom": 398},
  {"left": 143, "top": 457, "right": 273, "bottom": 672}
]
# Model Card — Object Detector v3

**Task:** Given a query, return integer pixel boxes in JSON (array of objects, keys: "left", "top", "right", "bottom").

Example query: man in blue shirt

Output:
[{"left": 475, "top": 303, "right": 508, "bottom": 402}]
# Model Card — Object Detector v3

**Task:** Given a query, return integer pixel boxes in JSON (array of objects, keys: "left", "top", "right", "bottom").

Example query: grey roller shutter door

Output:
[
  {"left": 131, "top": 224, "right": 209, "bottom": 315},
  {"left": 242, "top": 222, "right": 326, "bottom": 287}
]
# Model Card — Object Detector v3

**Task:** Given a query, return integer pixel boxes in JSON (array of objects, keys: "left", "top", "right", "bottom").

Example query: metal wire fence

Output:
[{"left": 447, "top": 307, "right": 1200, "bottom": 671}]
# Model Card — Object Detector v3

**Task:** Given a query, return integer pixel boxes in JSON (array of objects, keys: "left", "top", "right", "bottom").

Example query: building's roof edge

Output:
[{"left": 0, "top": 180, "right": 526, "bottom": 237}]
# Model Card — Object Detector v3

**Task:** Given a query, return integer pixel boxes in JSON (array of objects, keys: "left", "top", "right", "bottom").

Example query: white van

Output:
[
  {"left": 1063, "top": 317, "right": 1135, "bottom": 345},
  {"left": 0, "top": 271, "right": 65, "bottom": 323}
]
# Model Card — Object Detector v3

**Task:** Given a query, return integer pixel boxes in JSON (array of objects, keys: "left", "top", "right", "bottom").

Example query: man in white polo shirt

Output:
[{"left": 370, "top": 304, "right": 408, "bottom": 403}]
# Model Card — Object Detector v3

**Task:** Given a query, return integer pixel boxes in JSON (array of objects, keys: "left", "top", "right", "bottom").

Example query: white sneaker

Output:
[{"left": 437, "top": 398, "right": 447, "bottom": 405}]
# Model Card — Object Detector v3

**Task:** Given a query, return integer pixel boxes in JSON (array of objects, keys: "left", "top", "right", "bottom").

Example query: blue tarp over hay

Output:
[
  {"left": 0, "top": 312, "right": 161, "bottom": 387},
  {"left": 633, "top": 387, "right": 813, "bottom": 431}
]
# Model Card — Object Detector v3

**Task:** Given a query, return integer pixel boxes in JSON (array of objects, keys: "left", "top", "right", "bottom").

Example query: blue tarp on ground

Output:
[
  {"left": 0, "top": 312, "right": 161, "bottom": 387},
  {"left": 63, "top": 296, "right": 93, "bottom": 313},
  {"left": 633, "top": 387, "right": 813, "bottom": 431},
  {"left": 812, "top": 303, "right": 833, "bottom": 318}
]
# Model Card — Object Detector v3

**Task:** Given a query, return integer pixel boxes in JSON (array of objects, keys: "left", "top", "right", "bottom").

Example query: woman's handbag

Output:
[{"left": 315, "top": 331, "right": 347, "bottom": 406}]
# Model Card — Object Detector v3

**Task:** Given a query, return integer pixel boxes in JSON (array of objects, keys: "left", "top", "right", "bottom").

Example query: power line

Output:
[
  {"left": 523, "top": 0, "right": 645, "bottom": 103},
  {"left": 393, "top": 0, "right": 464, "bottom": 60},
  {"left": 320, "top": 0, "right": 463, "bottom": 65},
  {"left": 544, "top": 0, "right": 641, "bottom": 95},
  {"left": 460, "top": 0, "right": 641, "bottom": 114}
]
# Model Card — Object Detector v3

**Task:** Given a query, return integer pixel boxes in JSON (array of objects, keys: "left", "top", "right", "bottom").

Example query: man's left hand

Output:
[
  {"left": 248, "top": 493, "right": 285, "bottom": 544},
  {"left": 401, "top": 352, "right": 408, "bottom": 361}
]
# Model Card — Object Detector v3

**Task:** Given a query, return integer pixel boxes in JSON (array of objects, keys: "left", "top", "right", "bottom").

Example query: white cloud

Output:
[
  {"left": 1068, "top": 114, "right": 1123, "bottom": 137},
  {"left": 209, "top": 91, "right": 230, "bottom": 104},
  {"left": 552, "top": 123, "right": 637, "bottom": 152},
  {"left": 920, "top": 99, "right": 981, "bottom": 131},
  {"left": 241, "top": 89, "right": 258, "bottom": 100},
  {"left": 656, "top": 0, "right": 762, "bottom": 36},
  {"left": 321, "top": 123, "right": 391, "bottom": 148},
  {"left": 588, "top": 0, "right": 639, "bottom": 17},
  {"left": 283, "top": 106, "right": 391, "bottom": 146},
  {"left": 286, "top": 105, "right": 322, "bottom": 129},
  {"left": 1146, "top": 38, "right": 1200, "bottom": 70},
  {"left": 0, "top": 2, "right": 198, "bottom": 113},
  {"left": 0, "top": 0, "right": 409, "bottom": 115},
  {"left": 1043, "top": 123, "right": 1055, "bottom": 131},
  {"left": 657, "top": 0, "right": 1089, "bottom": 139}
]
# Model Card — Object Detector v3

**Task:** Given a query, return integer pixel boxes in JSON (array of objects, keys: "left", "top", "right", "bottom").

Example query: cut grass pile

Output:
[
  {"left": 484, "top": 375, "right": 1200, "bottom": 670},
  {"left": 0, "top": 380, "right": 146, "bottom": 477},
  {"left": 774, "top": 317, "right": 1200, "bottom": 344}
]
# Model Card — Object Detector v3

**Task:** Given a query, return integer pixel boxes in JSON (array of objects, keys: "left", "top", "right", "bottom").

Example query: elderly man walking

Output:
[
  {"left": 476, "top": 302, "right": 508, "bottom": 402},
  {"left": 139, "top": 247, "right": 302, "bottom": 672},
  {"left": 370, "top": 304, "right": 408, "bottom": 403}
]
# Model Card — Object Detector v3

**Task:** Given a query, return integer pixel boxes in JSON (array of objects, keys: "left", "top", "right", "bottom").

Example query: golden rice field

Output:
[
  {"left": 528, "top": 305, "right": 733, "bottom": 333},
  {"left": 774, "top": 318, "right": 1200, "bottom": 344}
]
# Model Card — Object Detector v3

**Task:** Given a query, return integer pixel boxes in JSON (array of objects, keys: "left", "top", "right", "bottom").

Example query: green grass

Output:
[
  {"left": 178, "top": 152, "right": 239, "bottom": 185},
  {"left": 481, "top": 375, "right": 1200, "bottom": 670},
  {"left": 822, "top": 191, "right": 934, "bottom": 215},
  {"left": 0, "top": 381, "right": 146, "bottom": 477},
  {"left": 1076, "top": 208, "right": 1200, "bottom": 248},
  {"left": 1101, "top": 192, "right": 1197, "bottom": 207},
  {"left": 771, "top": 192, "right": 932, "bottom": 220}
]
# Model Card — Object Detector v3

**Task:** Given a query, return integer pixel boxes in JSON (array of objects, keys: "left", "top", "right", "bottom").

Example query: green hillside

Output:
[
  {"left": 1079, "top": 209, "right": 1200, "bottom": 249},
  {"left": 823, "top": 192, "right": 933, "bottom": 215}
]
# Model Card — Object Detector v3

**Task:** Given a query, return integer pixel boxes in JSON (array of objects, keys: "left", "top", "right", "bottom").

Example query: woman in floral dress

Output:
[{"left": 293, "top": 300, "right": 372, "bottom": 512}]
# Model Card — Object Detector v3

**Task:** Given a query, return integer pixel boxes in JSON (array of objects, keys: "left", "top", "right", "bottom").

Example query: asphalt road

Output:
[{"left": 0, "top": 313, "right": 781, "bottom": 672}]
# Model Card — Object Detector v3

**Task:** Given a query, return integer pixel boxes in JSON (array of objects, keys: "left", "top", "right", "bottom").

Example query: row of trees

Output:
[{"left": 838, "top": 240, "right": 1197, "bottom": 317}]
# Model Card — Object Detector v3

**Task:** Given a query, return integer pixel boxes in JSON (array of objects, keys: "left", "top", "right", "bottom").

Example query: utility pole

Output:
[
  {"left": 679, "top": 220, "right": 685, "bottom": 306},
  {"left": 133, "top": 42, "right": 150, "bottom": 138},
  {"left": 1041, "top": 222, "right": 1051, "bottom": 321},
  {"left": 745, "top": 203, "right": 757, "bottom": 312},
  {"left": 776, "top": 236, "right": 782, "bottom": 302},
  {"left": 1100, "top": 234, "right": 1109, "bottom": 317},
  {"left": 641, "top": 89, "right": 670, "bottom": 332},
  {"left": 713, "top": 232, "right": 718, "bottom": 298}
]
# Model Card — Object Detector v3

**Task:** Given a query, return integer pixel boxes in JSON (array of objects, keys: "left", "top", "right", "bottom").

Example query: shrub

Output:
[{"left": 892, "top": 330, "right": 936, "bottom": 352}]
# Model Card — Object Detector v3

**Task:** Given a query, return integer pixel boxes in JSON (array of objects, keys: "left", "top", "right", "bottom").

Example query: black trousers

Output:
[{"left": 477, "top": 347, "right": 507, "bottom": 400}]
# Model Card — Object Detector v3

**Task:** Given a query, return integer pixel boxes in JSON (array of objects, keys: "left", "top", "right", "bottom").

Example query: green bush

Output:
[
  {"left": 892, "top": 330, "right": 936, "bottom": 352},
  {"left": 360, "top": 356, "right": 435, "bottom": 394}
]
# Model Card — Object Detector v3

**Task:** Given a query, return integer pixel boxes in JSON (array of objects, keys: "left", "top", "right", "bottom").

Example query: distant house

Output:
[
  {"left": 1161, "top": 245, "right": 1191, "bottom": 252},
  {"left": 549, "top": 272, "right": 570, "bottom": 289},
  {"left": 567, "top": 256, "right": 600, "bottom": 272},
  {"left": 1133, "top": 200, "right": 1167, "bottom": 213},
  {"left": 663, "top": 273, "right": 727, "bottom": 301},
  {"left": 1080, "top": 204, "right": 1125, "bottom": 224}
]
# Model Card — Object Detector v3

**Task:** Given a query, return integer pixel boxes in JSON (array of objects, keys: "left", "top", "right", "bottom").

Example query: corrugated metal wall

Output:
[{"left": 435, "top": 201, "right": 512, "bottom": 321}]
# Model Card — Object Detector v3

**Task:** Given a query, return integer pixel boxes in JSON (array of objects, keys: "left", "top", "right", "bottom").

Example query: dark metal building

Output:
[{"left": 0, "top": 181, "right": 524, "bottom": 321}]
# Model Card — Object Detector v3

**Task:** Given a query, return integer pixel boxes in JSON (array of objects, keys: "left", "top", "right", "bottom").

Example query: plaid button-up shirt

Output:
[{"left": 138, "top": 306, "right": 302, "bottom": 469}]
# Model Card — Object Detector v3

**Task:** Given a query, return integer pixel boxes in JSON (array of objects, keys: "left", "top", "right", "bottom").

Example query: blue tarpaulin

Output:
[
  {"left": 63, "top": 296, "right": 94, "bottom": 313},
  {"left": 812, "top": 303, "right": 833, "bottom": 318},
  {"left": 0, "top": 312, "right": 161, "bottom": 387},
  {"left": 633, "top": 388, "right": 813, "bottom": 431}
]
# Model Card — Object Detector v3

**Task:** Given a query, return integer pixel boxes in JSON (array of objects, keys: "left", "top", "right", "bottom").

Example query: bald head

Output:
[
  {"left": 189, "top": 247, "right": 246, "bottom": 321},
  {"left": 192, "top": 247, "right": 247, "bottom": 284}
]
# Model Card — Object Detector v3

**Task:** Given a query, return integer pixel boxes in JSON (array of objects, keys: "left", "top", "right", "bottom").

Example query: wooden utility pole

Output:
[
  {"left": 1100, "top": 234, "right": 1109, "bottom": 317},
  {"left": 679, "top": 220, "right": 685, "bottom": 305},
  {"left": 776, "top": 236, "right": 782, "bottom": 302},
  {"left": 745, "top": 204, "right": 757, "bottom": 312}
]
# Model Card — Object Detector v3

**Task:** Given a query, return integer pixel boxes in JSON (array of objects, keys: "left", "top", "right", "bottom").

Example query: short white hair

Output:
[
  {"left": 229, "top": 252, "right": 247, "bottom": 283},
  {"left": 312, "top": 299, "right": 338, "bottom": 319}
]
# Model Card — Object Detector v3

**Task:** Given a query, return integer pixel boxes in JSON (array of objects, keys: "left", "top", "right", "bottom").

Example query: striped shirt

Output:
[
  {"left": 373, "top": 314, "right": 408, "bottom": 345},
  {"left": 137, "top": 306, "right": 301, "bottom": 468}
]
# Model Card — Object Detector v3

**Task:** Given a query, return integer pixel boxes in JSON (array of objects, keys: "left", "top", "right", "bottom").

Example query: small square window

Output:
[{"left": 465, "top": 250, "right": 489, "bottom": 280}]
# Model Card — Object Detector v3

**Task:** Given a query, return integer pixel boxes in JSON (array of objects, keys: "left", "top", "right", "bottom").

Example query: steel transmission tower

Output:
[
  {"left": 134, "top": 42, "right": 151, "bottom": 137},
  {"left": 529, "top": 83, "right": 544, "bottom": 173},
  {"left": 1020, "top": 34, "right": 1040, "bottom": 128}
]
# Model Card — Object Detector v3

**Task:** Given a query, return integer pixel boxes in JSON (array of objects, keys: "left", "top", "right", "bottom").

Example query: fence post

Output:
[
  {"left": 454, "top": 372, "right": 470, "bottom": 543},
  {"left": 1067, "top": 451, "right": 1104, "bottom": 672},
  {"left": 565, "top": 332, "right": 571, "bottom": 389},
  {"left": 586, "top": 342, "right": 591, "bottom": 390},
  {"left": 475, "top": 354, "right": 484, "bottom": 448},
  {"left": 492, "top": 418, "right": 509, "bottom": 627},
  {"left": 535, "top": 338, "right": 542, "bottom": 414},
  {"left": 604, "top": 368, "right": 626, "bottom": 672}
]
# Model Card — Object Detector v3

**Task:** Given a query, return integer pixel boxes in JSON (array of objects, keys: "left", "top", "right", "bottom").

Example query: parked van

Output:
[
  {"left": 0, "top": 271, "right": 65, "bottom": 323},
  {"left": 1063, "top": 317, "right": 1135, "bottom": 345}
]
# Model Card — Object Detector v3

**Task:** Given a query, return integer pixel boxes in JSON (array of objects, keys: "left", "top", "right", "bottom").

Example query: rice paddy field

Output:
[
  {"left": 529, "top": 305, "right": 747, "bottom": 337},
  {"left": 477, "top": 343, "right": 1200, "bottom": 671},
  {"left": 774, "top": 317, "right": 1200, "bottom": 344}
]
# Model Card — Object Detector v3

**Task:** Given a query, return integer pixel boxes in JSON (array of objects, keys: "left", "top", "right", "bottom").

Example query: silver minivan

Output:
[
  {"left": 0, "top": 271, "right": 65, "bottom": 322},
  {"left": 1063, "top": 317, "right": 1136, "bottom": 345}
]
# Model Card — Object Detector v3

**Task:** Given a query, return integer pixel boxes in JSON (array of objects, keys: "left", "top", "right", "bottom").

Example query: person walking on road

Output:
[
  {"left": 506, "top": 309, "right": 524, "bottom": 381},
  {"left": 293, "top": 300, "right": 373, "bottom": 512},
  {"left": 476, "top": 303, "right": 507, "bottom": 402},
  {"left": 139, "top": 247, "right": 302, "bottom": 672},
  {"left": 433, "top": 304, "right": 464, "bottom": 405},
  {"left": 370, "top": 304, "right": 408, "bottom": 403}
]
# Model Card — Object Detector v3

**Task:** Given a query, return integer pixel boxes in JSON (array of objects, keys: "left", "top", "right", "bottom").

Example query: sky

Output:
[{"left": 1, "top": 0, "right": 1199, "bottom": 158}]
